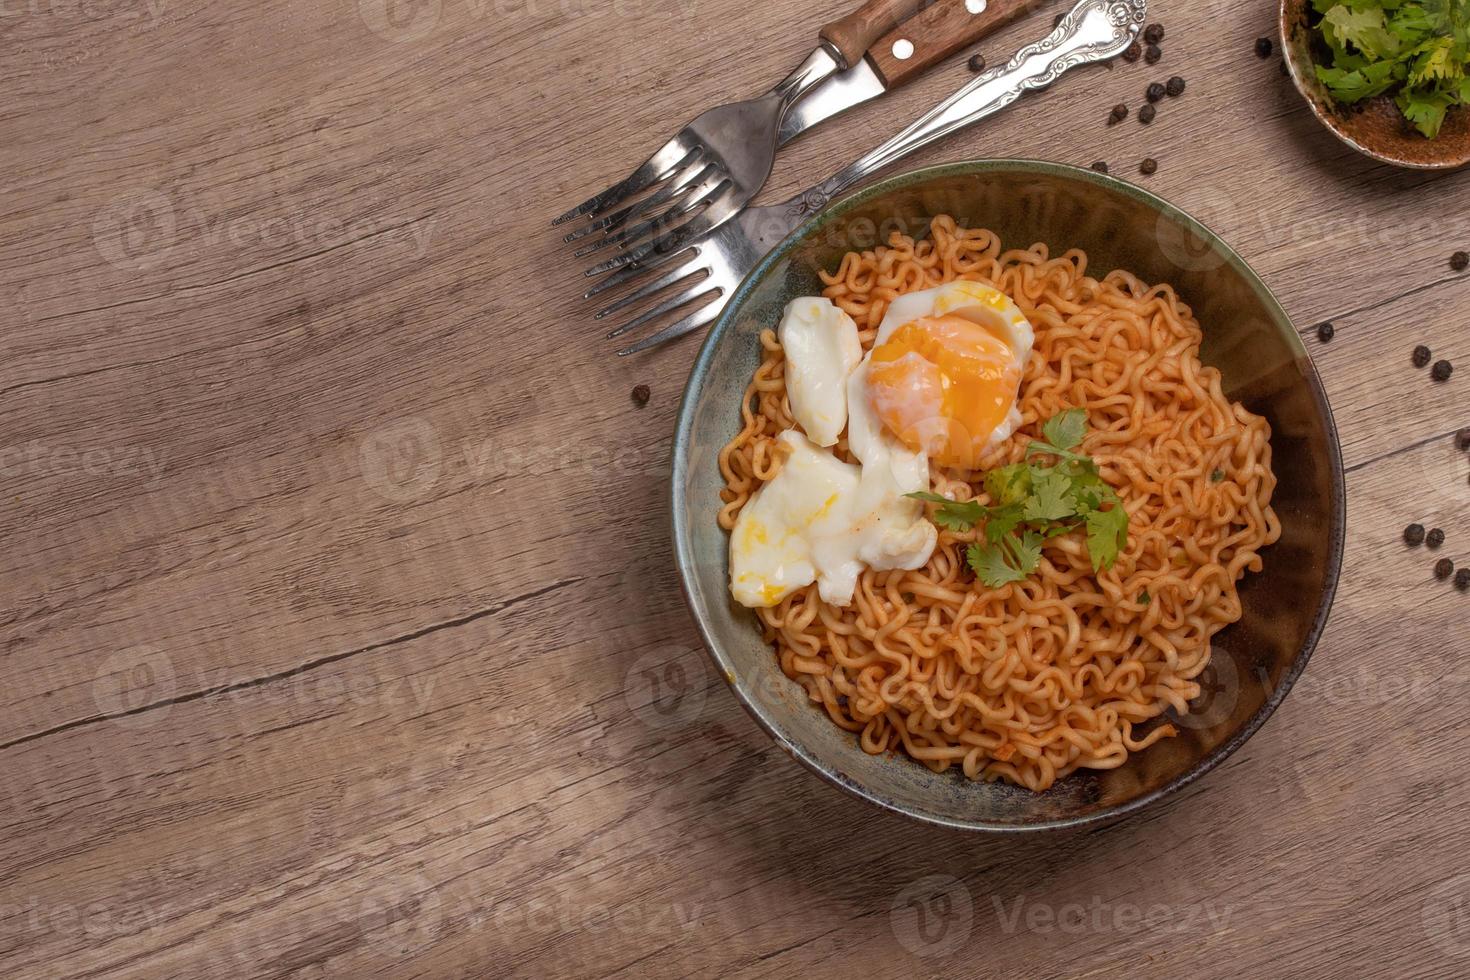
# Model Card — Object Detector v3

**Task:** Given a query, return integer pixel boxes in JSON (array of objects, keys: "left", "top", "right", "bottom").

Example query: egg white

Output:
[
  {"left": 778, "top": 297, "right": 861, "bottom": 447},
  {"left": 730, "top": 289, "right": 943, "bottom": 609}
]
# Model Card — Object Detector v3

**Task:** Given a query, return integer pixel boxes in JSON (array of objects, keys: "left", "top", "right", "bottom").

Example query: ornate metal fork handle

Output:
[{"left": 789, "top": 0, "right": 1147, "bottom": 218}]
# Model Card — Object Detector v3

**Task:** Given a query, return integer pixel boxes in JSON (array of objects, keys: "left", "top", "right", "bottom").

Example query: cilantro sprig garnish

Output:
[
  {"left": 1311, "top": 0, "right": 1470, "bottom": 139},
  {"left": 908, "top": 409, "right": 1130, "bottom": 588}
]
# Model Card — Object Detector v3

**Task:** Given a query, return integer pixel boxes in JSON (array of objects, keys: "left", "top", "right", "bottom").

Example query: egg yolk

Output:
[{"left": 866, "top": 314, "right": 1020, "bottom": 469}]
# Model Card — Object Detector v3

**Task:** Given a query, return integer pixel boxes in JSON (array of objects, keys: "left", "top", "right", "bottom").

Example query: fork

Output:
[
  {"left": 577, "top": 0, "right": 1048, "bottom": 281},
  {"left": 602, "top": 0, "right": 1147, "bottom": 355},
  {"left": 552, "top": 0, "right": 926, "bottom": 257}
]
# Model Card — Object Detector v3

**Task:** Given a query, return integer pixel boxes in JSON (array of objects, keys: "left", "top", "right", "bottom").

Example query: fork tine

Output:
[
  {"left": 561, "top": 159, "right": 712, "bottom": 244},
  {"left": 592, "top": 251, "right": 707, "bottom": 320},
  {"left": 596, "top": 255, "right": 711, "bottom": 323},
  {"left": 582, "top": 238, "right": 660, "bottom": 278},
  {"left": 551, "top": 139, "right": 695, "bottom": 226},
  {"left": 559, "top": 211, "right": 619, "bottom": 244},
  {"left": 604, "top": 279, "right": 720, "bottom": 340},
  {"left": 581, "top": 243, "right": 693, "bottom": 300},
  {"left": 615, "top": 294, "right": 727, "bottom": 356},
  {"left": 582, "top": 211, "right": 717, "bottom": 278},
  {"left": 571, "top": 166, "right": 721, "bottom": 258},
  {"left": 579, "top": 172, "right": 728, "bottom": 257}
]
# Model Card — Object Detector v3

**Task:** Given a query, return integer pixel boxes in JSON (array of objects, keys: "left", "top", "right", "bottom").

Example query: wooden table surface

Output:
[{"left": 5, "top": 0, "right": 1470, "bottom": 975}]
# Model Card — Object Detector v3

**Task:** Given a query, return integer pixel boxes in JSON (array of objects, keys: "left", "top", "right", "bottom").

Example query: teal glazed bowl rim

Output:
[{"left": 671, "top": 159, "right": 1346, "bottom": 833}]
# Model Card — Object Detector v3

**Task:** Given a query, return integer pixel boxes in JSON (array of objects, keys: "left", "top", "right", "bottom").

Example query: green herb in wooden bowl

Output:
[{"left": 1311, "top": 0, "right": 1470, "bottom": 138}]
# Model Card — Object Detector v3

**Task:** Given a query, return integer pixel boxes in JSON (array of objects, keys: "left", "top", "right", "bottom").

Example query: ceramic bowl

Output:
[
  {"left": 1281, "top": 0, "right": 1470, "bottom": 169},
  {"left": 671, "top": 160, "right": 1345, "bottom": 832}
]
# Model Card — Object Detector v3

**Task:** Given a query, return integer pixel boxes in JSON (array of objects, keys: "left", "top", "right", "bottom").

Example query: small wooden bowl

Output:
[{"left": 1280, "top": 0, "right": 1470, "bottom": 169}]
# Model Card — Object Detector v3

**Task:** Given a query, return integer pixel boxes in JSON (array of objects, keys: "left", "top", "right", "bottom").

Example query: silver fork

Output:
[
  {"left": 601, "top": 0, "right": 1147, "bottom": 356},
  {"left": 552, "top": 0, "right": 924, "bottom": 260}
]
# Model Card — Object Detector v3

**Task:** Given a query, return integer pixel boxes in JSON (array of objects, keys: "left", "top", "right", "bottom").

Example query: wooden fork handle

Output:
[
  {"left": 868, "top": 0, "right": 1048, "bottom": 88},
  {"left": 819, "top": 0, "right": 928, "bottom": 69}
]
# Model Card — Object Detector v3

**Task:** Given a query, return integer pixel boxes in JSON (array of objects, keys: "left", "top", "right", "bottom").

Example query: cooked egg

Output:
[
  {"left": 729, "top": 422, "right": 936, "bottom": 609},
  {"left": 864, "top": 281, "right": 1034, "bottom": 469},
  {"left": 729, "top": 430, "right": 863, "bottom": 608},
  {"left": 844, "top": 356, "right": 936, "bottom": 571},
  {"left": 734, "top": 289, "right": 1030, "bottom": 609},
  {"left": 778, "top": 297, "right": 862, "bottom": 446}
]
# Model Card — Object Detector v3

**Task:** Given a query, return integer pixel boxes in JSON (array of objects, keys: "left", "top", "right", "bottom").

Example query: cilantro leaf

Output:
[
  {"left": 906, "top": 491, "right": 986, "bottom": 531},
  {"left": 1138, "top": 589, "right": 1151, "bottom": 605},
  {"left": 1025, "top": 440, "right": 1088, "bottom": 465},
  {"left": 1024, "top": 470, "right": 1074, "bottom": 522},
  {"left": 1041, "top": 408, "right": 1088, "bottom": 452},
  {"left": 1066, "top": 469, "right": 1112, "bottom": 512},
  {"left": 1398, "top": 84, "right": 1455, "bottom": 137},
  {"left": 1323, "top": 5, "right": 1399, "bottom": 59},
  {"left": 983, "top": 501, "right": 1027, "bottom": 544},
  {"left": 1390, "top": 4, "right": 1440, "bottom": 47},
  {"left": 1317, "top": 61, "right": 1400, "bottom": 100},
  {"left": 1008, "top": 530, "right": 1044, "bottom": 575},
  {"left": 1084, "top": 501, "right": 1129, "bottom": 572},
  {"left": 1410, "top": 36, "right": 1462, "bottom": 85},
  {"left": 967, "top": 541, "right": 1027, "bottom": 587},
  {"left": 932, "top": 507, "right": 983, "bottom": 532}
]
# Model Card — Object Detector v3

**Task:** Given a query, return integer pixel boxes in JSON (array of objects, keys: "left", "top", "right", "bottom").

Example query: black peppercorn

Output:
[
  {"left": 1122, "top": 41, "right": 1142, "bottom": 62},
  {"left": 1139, "top": 157, "right": 1158, "bottom": 175},
  {"left": 1405, "top": 523, "right": 1426, "bottom": 545},
  {"left": 1452, "top": 250, "right": 1469, "bottom": 271},
  {"left": 1090, "top": 161, "right": 1109, "bottom": 173},
  {"left": 1147, "top": 82, "right": 1166, "bottom": 103},
  {"left": 1145, "top": 43, "right": 1162, "bottom": 64},
  {"left": 1436, "top": 557, "right": 1455, "bottom": 579},
  {"left": 1166, "top": 75, "right": 1185, "bottom": 96},
  {"left": 1255, "top": 37, "right": 1273, "bottom": 58},
  {"left": 631, "top": 383, "right": 651, "bottom": 406},
  {"left": 1433, "top": 360, "right": 1454, "bottom": 382},
  {"left": 968, "top": 52, "right": 986, "bottom": 72},
  {"left": 1144, "top": 23, "right": 1165, "bottom": 44},
  {"left": 1457, "top": 568, "right": 1470, "bottom": 590},
  {"left": 1428, "top": 527, "right": 1446, "bottom": 548},
  {"left": 1139, "top": 103, "right": 1157, "bottom": 124},
  {"left": 1456, "top": 427, "right": 1470, "bottom": 450},
  {"left": 1109, "top": 103, "right": 1129, "bottom": 125},
  {"left": 1413, "top": 345, "right": 1432, "bottom": 367},
  {"left": 1316, "top": 321, "right": 1335, "bottom": 342}
]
